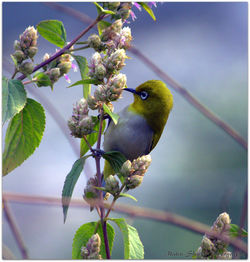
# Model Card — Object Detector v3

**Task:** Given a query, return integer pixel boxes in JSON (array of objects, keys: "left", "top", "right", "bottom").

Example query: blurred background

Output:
[{"left": 2, "top": 2, "right": 247, "bottom": 259}]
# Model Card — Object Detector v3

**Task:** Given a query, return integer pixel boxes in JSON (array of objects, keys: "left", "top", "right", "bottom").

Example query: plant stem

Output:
[
  {"left": 11, "top": 69, "right": 18, "bottom": 79},
  {"left": 17, "top": 14, "right": 106, "bottom": 81},
  {"left": 68, "top": 45, "right": 90, "bottom": 52},
  {"left": 95, "top": 110, "right": 110, "bottom": 259},
  {"left": 3, "top": 198, "right": 29, "bottom": 259},
  {"left": 83, "top": 135, "right": 95, "bottom": 154}
]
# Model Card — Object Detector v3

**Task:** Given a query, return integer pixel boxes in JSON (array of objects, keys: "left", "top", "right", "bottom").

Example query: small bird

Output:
[{"left": 103, "top": 80, "right": 173, "bottom": 179}]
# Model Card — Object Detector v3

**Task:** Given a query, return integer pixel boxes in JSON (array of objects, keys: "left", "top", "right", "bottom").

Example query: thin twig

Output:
[
  {"left": 11, "top": 68, "right": 18, "bottom": 79},
  {"left": 17, "top": 14, "right": 106, "bottom": 81},
  {"left": 3, "top": 192, "right": 247, "bottom": 254},
  {"left": 3, "top": 198, "right": 29, "bottom": 259},
  {"left": 45, "top": 2, "right": 247, "bottom": 151},
  {"left": 94, "top": 111, "right": 111, "bottom": 259}
]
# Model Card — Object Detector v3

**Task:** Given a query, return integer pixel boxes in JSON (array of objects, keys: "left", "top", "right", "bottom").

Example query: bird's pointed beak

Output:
[{"left": 123, "top": 88, "right": 138, "bottom": 95}]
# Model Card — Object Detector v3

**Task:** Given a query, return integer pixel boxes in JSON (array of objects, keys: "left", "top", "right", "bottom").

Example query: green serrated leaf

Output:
[
  {"left": 67, "top": 79, "right": 101, "bottom": 88},
  {"left": 62, "top": 155, "right": 91, "bottom": 223},
  {"left": 229, "top": 224, "right": 248, "bottom": 237},
  {"left": 97, "top": 21, "right": 111, "bottom": 36},
  {"left": 33, "top": 72, "right": 52, "bottom": 87},
  {"left": 73, "top": 55, "right": 91, "bottom": 99},
  {"left": 138, "top": 2, "right": 156, "bottom": 21},
  {"left": 119, "top": 193, "right": 137, "bottom": 202},
  {"left": 3, "top": 98, "right": 45, "bottom": 176},
  {"left": 2, "top": 77, "right": 27, "bottom": 124},
  {"left": 72, "top": 221, "right": 115, "bottom": 259},
  {"left": 80, "top": 117, "right": 106, "bottom": 157},
  {"left": 109, "top": 218, "right": 144, "bottom": 259},
  {"left": 103, "top": 103, "right": 119, "bottom": 125},
  {"left": 102, "top": 151, "right": 127, "bottom": 173},
  {"left": 37, "top": 20, "right": 67, "bottom": 48}
]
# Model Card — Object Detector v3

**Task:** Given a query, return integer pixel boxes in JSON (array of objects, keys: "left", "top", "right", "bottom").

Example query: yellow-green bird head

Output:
[
  {"left": 103, "top": 80, "right": 173, "bottom": 178},
  {"left": 125, "top": 80, "right": 173, "bottom": 150}
]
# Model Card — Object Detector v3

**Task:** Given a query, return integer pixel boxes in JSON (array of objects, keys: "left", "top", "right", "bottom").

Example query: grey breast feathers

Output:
[{"left": 103, "top": 106, "right": 153, "bottom": 161}]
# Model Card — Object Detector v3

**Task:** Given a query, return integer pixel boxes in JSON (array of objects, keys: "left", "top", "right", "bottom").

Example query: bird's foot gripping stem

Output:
[{"left": 92, "top": 149, "right": 105, "bottom": 157}]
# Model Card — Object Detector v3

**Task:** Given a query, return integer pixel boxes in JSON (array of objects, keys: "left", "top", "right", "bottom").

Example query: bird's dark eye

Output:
[{"left": 140, "top": 91, "right": 148, "bottom": 100}]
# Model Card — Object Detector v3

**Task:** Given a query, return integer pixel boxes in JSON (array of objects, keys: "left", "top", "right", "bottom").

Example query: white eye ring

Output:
[{"left": 140, "top": 91, "right": 148, "bottom": 100}]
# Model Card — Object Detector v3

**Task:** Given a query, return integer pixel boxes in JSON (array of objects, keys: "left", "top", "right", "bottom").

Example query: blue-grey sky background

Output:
[{"left": 2, "top": 2, "right": 247, "bottom": 259}]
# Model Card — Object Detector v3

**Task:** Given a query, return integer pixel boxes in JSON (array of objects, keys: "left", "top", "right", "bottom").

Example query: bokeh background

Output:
[{"left": 2, "top": 2, "right": 247, "bottom": 259}]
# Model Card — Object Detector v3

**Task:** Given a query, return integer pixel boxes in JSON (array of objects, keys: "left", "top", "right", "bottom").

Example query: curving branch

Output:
[{"left": 3, "top": 192, "right": 247, "bottom": 254}]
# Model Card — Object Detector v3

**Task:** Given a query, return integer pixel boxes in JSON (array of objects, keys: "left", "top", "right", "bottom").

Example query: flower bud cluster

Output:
[
  {"left": 42, "top": 53, "right": 73, "bottom": 85},
  {"left": 81, "top": 234, "right": 102, "bottom": 259},
  {"left": 120, "top": 155, "right": 152, "bottom": 190},
  {"left": 68, "top": 98, "right": 95, "bottom": 138},
  {"left": 12, "top": 26, "right": 38, "bottom": 75},
  {"left": 83, "top": 177, "right": 99, "bottom": 205},
  {"left": 87, "top": 73, "right": 127, "bottom": 110},
  {"left": 195, "top": 212, "right": 232, "bottom": 259}
]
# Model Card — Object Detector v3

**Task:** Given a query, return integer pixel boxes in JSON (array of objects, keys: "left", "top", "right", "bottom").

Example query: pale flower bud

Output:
[
  {"left": 119, "top": 27, "right": 132, "bottom": 49},
  {"left": 83, "top": 177, "right": 99, "bottom": 203},
  {"left": 14, "top": 40, "right": 21, "bottom": 50},
  {"left": 94, "top": 85, "right": 108, "bottom": 102},
  {"left": 81, "top": 234, "right": 102, "bottom": 259},
  {"left": 120, "top": 160, "right": 132, "bottom": 177},
  {"left": 87, "top": 95, "right": 99, "bottom": 110},
  {"left": 94, "top": 64, "right": 106, "bottom": 80},
  {"left": 131, "top": 155, "right": 152, "bottom": 176},
  {"left": 201, "top": 237, "right": 215, "bottom": 257},
  {"left": 73, "top": 98, "right": 89, "bottom": 117},
  {"left": 43, "top": 53, "right": 50, "bottom": 61},
  {"left": 58, "top": 61, "right": 72, "bottom": 75},
  {"left": 27, "top": 46, "right": 38, "bottom": 59},
  {"left": 88, "top": 34, "right": 102, "bottom": 51},
  {"left": 108, "top": 2, "right": 120, "bottom": 11},
  {"left": 13, "top": 50, "right": 25, "bottom": 63},
  {"left": 91, "top": 52, "right": 102, "bottom": 66},
  {"left": 19, "top": 62, "right": 34, "bottom": 75},
  {"left": 110, "top": 73, "right": 127, "bottom": 89},
  {"left": 126, "top": 175, "right": 143, "bottom": 190},
  {"left": 107, "top": 49, "right": 126, "bottom": 71},
  {"left": 105, "top": 175, "right": 120, "bottom": 195},
  {"left": 49, "top": 68, "right": 61, "bottom": 82},
  {"left": 20, "top": 26, "right": 38, "bottom": 49}
]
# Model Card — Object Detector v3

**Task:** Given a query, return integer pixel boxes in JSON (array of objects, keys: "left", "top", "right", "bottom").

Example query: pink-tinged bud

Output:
[
  {"left": 91, "top": 52, "right": 102, "bottom": 66},
  {"left": 73, "top": 98, "right": 89, "bottom": 116},
  {"left": 20, "top": 26, "right": 38, "bottom": 49},
  {"left": 110, "top": 73, "right": 127, "bottom": 89},
  {"left": 107, "top": 49, "right": 126, "bottom": 71},
  {"left": 126, "top": 175, "right": 143, "bottom": 189},
  {"left": 81, "top": 233, "right": 102, "bottom": 259},
  {"left": 19, "top": 62, "right": 34, "bottom": 75},
  {"left": 94, "top": 85, "right": 108, "bottom": 102},
  {"left": 119, "top": 27, "right": 132, "bottom": 49},
  {"left": 131, "top": 155, "right": 152, "bottom": 176}
]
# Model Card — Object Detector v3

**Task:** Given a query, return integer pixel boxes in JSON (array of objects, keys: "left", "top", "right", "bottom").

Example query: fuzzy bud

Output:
[
  {"left": 126, "top": 175, "right": 143, "bottom": 190},
  {"left": 49, "top": 68, "right": 61, "bottom": 82},
  {"left": 81, "top": 234, "right": 102, "bottom": 259},
  {"left": 26, "top": 46, "right": 38, "bottom": 59},
  {"left": 19, "top": 62, "right": 34, "bottom": 75},
  {"left": 73, "top": 98, "right": 89, "bottom": 117},
  {"left": 88, "top": 34, "right": 102, "bottom": 51},
  {"left": 120, "top": 160, "right": 132, "bottom": 177},
  {"left": 94, "top": 85, "right": 108, "bottom": 102},
  {"left": 212, "top": 212, "right": 231, "bottom": 234},
  {"left": 87, "top": 95, "right": 99, "bottom": 110},
  {"left": 105, "top": 175, "right": 120, "bottom": 195},
  {"left": 110, "top": 73, "right": 127, "bottom": 89},
  {"left": 13, "top": 50, "right": 25, "bottom": 63},
  {"left": 43, "top": 53, "right": 50, "bottom": 61},
  {"left": 58, "top": 61, "right": 72, "bottom": 75},
  {"left": 131, "top": 155, "right": 152, "bottom": 176},
  {"left": 20, "top": 26, "right": 38, "bottom": 49},
  {"left": 68, "top": 115, "right": 94, "bottom": 138},
  {"left": 201, "top": 237, "right": 215, "bottom": 257},
  {"left": 119, "top": 27, "right": 132, "bottom": 49},
  {"left": 108, "top": 2, "right": 120, "bottom": 11},
  {"left": 83, "top": 177, "right": 99, "bottom": 204},
  {"left": 14, "top": 40, "right": 21, "bottom": 50},
  {"left": 107, "top": 49, "right": 126, "bottom": 71},
  {"left": 94, "top": 64, "right": 107, "bottom": 80}
]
